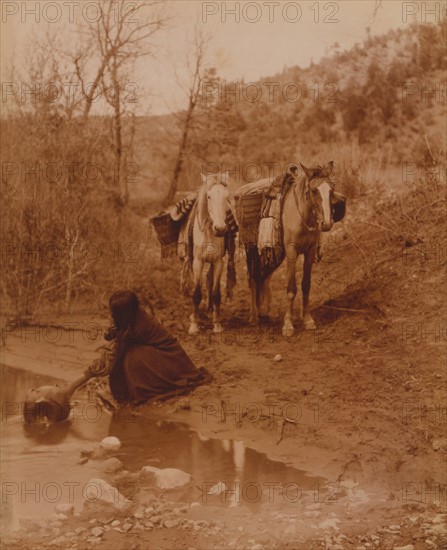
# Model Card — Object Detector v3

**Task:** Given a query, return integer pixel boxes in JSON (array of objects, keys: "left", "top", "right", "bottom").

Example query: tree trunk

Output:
[{"left": 164, "top": 102, "right": 195, "bottom": 207}]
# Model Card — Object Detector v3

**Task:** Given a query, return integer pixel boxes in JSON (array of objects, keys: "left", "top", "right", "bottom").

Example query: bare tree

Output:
[
  {"left": 71, "top": 0, "right": 169, "bottom": 205},
  {"left": 163, "top": 29, "right": 210, "bottom": 206},
  {"left": 74, "top": 0, "right": 168, "bottom": 120}
]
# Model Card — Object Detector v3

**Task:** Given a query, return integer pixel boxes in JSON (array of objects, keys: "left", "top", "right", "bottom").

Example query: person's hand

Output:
[
  {"left": 87, "top": 359, "right": 109, "bottom": 377},
  {"left": 104, "top": 325, "right": 116, "bottom": 341}
]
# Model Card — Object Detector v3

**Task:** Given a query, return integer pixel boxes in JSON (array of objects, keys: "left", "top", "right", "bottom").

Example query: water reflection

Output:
[{"left": 2, "top": 364, "right": 330, "bottom": 527}]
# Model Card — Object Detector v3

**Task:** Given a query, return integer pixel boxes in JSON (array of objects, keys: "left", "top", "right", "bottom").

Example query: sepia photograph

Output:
[{"left": 1, "top": 1, "right": 446, "bottom": 549}]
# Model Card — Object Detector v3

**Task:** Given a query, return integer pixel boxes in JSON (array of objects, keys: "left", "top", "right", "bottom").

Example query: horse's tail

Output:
[{"left": 206, "top": 264, "right": 214, "bottom": 312}]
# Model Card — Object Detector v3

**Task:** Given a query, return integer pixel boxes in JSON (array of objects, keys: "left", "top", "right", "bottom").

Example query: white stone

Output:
[
  {"left": 101, "top": 457, "right": 123, "bottom": 473},
  {"left": 207, "top": 481, "right": 226, "bottom": 495},
  {"left": 84, "top": 478, "right": 132, "bottom": 513},
  {"left": 91, "top": 527, "right": 104, "bottom": 538},
  {"left": 274, "top": 354, "right": 283, "bottom": 362},
  {"left": 140, "top": 466, "right": 191, "bottom": 489},
  {"left": 318, "top": 518, "right": 340, "bottom": 530},
  {"left": 100, "top": 436, "right": 121, "bottom": 452},
  {"left": 164, "top": 519, "right": 180, "bottom": 528},
  {"left": 55, "top": 503, "right": 74, "bottom": 515}
]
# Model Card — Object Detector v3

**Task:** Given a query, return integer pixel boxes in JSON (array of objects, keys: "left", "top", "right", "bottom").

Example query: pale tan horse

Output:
[
  {"left": 189, "top": 173, "right": 230, "bottom": 335},
  {"left": 248, "top": 161, "right": 336, "bottom": 336}
]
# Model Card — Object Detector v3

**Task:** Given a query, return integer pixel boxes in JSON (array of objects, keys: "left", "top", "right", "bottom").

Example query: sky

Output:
[{"left": 1, "top": 0, "right": 432, "bottom": 115}]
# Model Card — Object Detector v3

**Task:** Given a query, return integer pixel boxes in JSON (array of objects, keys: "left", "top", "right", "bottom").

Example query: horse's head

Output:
[
  {"left": 300, "top": 161, "right": 335, "bottom": 232},
  {"left": 200, "top": 172, "right": 229, "bottom": 237}
]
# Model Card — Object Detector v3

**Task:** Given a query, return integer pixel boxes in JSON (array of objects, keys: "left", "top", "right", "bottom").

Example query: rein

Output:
[
  {"left": 292, "top": 178, "right": 334, "bottom": 232},
  {"left": 292, "top": 182, "right": 319, "bottom": 232}
]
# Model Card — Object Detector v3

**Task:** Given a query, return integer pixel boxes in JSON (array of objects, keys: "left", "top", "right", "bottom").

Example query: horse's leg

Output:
[
  {"left": 212, "top": 257, "right": 224, "bottom": 333},
  {"left": 206, "top": 263, "right": 214, "bottom": 313},
  {"left": 246, "top": 245, "right": 259, "bottom": 324},
  {"left": 260, "top": 275, "right": 272, "bottom": 318},
  {"left": 189, "top": 257, "right": 204, "bottom": 335},
  {"left": 248, "top": 276, "right": 259, "bottom": 324},
  {"left": 283, "top": 248, "right": 298, "bottom": 337},
  {"left": 302, "top": 248, "right": 316, "bottom": 330}
]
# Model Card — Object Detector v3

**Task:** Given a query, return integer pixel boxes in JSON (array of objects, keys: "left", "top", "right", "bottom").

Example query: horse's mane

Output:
[{"left": 309, "top": 166, "right": 327, "bottom": 180}]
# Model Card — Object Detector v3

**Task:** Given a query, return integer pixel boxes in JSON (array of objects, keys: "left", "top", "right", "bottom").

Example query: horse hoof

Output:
[
  {"left": 282, "top": 324, "right": 294, "bottom": 337},
  {"left": 213, "top": 323, "right": 223, "bottom": 334},
  {"left": 248, "top": 314, "right": 259, "bottom": 325},
  {"left": 304, "top": 319, "right": 317, "bottom": 330},
  {"left": 188, "top": 324, "right": 199, "bottom": 336}
]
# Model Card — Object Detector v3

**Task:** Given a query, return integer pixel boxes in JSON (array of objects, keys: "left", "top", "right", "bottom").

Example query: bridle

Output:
[
  {"left": 197, "top": 180, "right": 228, "bottom": 233},
  {"left": 293, "top": 177, "right": 335, "bottom": 232}
]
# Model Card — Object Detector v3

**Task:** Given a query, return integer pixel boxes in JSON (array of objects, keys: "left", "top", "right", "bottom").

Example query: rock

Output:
[
  {"left": 100, "top": 436, "right": 121, "bottom": 452},
  {"left": 83, "top": 478, "right": 132, "bottom": 514},
  {"left": 393, "top": 546, "right": 414, "bottom": 550},
  {"left": 274, "top": 354, "right": 283, "bottom": 362},
  {"left": 91, "top": 527, "right": 104, "bottom": 538},
  {"left": 144, "top": 521, "right": 154, "bottom": 529},
  {"left": 49, "top": 521, "right": 63, "bottom": 529},
  {"left": 207, "top": 481, "right": 227, "bottom": 495},
  {"left": 318, "top": 518, "right": 340, "bottom": 530},
  {"left": 432, "top": 439, "right": 446, "bottom": 451},
  {"left": 145, "top": 506, "right": 155, "bottom": 515},
  {"left": 252, "top": 545, "right": 263, "bottom": 550},
  {"left": 190, "top": 502, "right": 201, "bottom": 508},
  {"left": 164, "top": 519, "right": 180, "bottom": 528},
  {"left": 151, "top": 515, "right": 162, "bottom": 525},
  {"left": 431, "top": 514, "right": 446, "bottom": 524},
  {"left": 429, "top": 523, "right": 447, "bottom": 536},
  {"left": 304, "top": 511, "right": 320, "bottom": 518},
  {"left": 97, "top": 516, "right": 114, "bottom": 525},
  {"left": 140, "top": 466, "right": 191, "bottom": 489},
  {"left": 55, "top": 503, "right": 74, "bottom": 515},
  {"left": 111, "top": 520, "right": 120, "bottom": 527},
  {"left": 133, "top": 511, "right": 144, "bottom": 520},
  {"left": 389, "top": 525, "right": 401, "bottom": 530},
  {"left": 122, "top": 522, "right": 133, "bottom": 532},
  {"left": 51, "top": 535, "right": 67, "bottom": 546},
  {"left": 101, "top": 457, "right": 123, "bottom": 473},
  {"left": 56, "top": 513, "right": 68, "bottom": 521},
  {"left": 75, "top": 527, "right": 87, "bottom": 535}
]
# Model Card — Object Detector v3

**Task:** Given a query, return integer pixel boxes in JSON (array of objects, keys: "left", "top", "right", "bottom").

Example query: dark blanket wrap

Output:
[{"left": 109, "top": 309, "right": 209, "bottom": 404}]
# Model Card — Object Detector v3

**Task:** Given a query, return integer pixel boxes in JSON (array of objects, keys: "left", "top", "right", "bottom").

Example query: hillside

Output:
[{"left": 131, "top": 21, "right": 446, "bottom": 201}]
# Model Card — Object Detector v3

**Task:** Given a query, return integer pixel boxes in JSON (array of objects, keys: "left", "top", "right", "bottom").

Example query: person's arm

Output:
[{"left": 85, "top": 342, "right": 115, "bottom": 378}]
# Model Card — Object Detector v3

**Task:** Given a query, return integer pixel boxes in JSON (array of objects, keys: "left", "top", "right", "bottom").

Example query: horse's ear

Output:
[
  {"left": 300, "top": 163, "right": 313, "bottom": 180},
  {"left": 200, "top": 173, "right": 207, "bottom": 184},
  {"left": 323, "top": 161, "right": 334, "bottom": 177}
]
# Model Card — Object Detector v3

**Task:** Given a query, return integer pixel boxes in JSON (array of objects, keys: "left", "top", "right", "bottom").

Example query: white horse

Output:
[
  {"left": 246, "top": 162, "right": 337, "bottom": 336},
  {"left": 188, "top": 173, "right": 230, "bottom": 335}
]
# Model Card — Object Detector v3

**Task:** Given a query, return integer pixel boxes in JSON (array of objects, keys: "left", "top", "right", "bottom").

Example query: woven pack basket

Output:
[
  {"left": 150, "top": 212, "right": 182, "bottom": 258},
  {"left": 331, "top": 192, "right": 347, "bottom": 223},
  {"left": 235, "top": 192, "right": 264, "bottom": 245}
]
